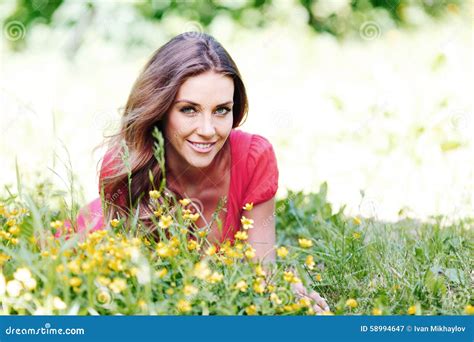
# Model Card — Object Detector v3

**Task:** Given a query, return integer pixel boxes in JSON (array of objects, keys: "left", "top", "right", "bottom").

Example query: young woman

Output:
[{"left": 75, "top": 33, "right": 328, "bottom": 313}]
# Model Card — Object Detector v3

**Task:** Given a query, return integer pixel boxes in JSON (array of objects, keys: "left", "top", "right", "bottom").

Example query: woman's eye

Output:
[
  {"left": 215, "top": 107, "right": 231, "bottom": 115},
  {"left": 180, "top": 107, "right": 196, "bottom": 115}
]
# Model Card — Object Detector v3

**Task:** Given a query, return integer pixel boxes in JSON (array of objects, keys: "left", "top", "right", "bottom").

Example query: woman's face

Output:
[{"left": 164, "top": 70, "right": 234, "bottom": 169}]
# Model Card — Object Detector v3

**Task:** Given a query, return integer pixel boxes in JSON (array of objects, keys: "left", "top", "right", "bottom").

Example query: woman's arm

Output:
[{"left": 245, "top": 197, "right": 276, "bottom": 264}]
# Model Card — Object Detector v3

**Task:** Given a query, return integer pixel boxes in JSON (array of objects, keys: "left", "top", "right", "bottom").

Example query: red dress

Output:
[{"left": 70, "top": 129, "right": 279, "bottom": 244}]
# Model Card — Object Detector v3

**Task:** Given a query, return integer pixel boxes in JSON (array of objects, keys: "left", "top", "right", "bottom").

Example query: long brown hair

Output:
[{"left": 99, "top": 33, "right": 248, "bottom": 224}]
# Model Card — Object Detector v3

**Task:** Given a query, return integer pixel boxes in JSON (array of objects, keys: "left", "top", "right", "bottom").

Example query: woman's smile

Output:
[{"left": 186, "top": 140, "right": 217, "bottom": 153}]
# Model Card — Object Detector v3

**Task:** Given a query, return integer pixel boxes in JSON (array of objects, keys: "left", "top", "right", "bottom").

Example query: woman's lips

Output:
[{"left": 186, "top": 140, "right": 217, "bottom": 153}]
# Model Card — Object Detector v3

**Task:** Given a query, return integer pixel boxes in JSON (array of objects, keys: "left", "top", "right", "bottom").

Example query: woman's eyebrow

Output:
[{"left": 174, "top": 99, "right": 233, "bottom": 107}]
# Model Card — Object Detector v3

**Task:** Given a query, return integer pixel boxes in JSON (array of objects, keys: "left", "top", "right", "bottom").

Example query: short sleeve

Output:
[{"left": 242, "top": 135, "right": 279, "bottom": 205}]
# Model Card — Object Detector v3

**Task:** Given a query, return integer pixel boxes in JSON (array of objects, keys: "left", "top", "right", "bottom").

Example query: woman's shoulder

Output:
[{"left": 229, "top": 129, "right": 275, "bottom": 158}]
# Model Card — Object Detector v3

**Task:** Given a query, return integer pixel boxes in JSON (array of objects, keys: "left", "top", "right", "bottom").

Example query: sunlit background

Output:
[{"left": 1, "top": 0, "right": 472, "bottom": 222}]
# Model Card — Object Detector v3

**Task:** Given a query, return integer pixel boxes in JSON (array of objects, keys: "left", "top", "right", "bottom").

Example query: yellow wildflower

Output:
[
  {"left": 464, "top": 304, "right": 474, "bottom": 315},
  {"left": 270, "top": 292, "right": 282, "bottom": 305},
  {"left": 235, "top": 280, "right": 248, "bottom": 292},
  {"left": 234, "top": 231, "right": 248, "bottom": 241},
  {"left": 109, "top": 278, "right": 127, "bottom": 294},
  {"left": 153, "top": 207, "right": 163, "bottom": 217},
  {"left": 346, "top": 298, "right": 358, "bottom": 309},
  {"left": 253, "top": 280, "right": 266, "bottom": 294},
  {"left": 149, "top": 190, "right": 161, "bottom": 199},
  {"left": 205, "top": 245, "right": 217, "bottom": 256},
  {"left": 299, "top": 298, "right": 311, "bottom": 308},
  {"left": 305, "top": 255, "right": 315, "bottom": 270},
  {"left": 193, "top": 262, "right": 211, "bottom": 280},
  {"left": 207, "top": 271, "right": 223, "bottom": 284},
  {"left": 188, "top": 213, "right": 200, "bottom": 222},
  {"left": 179, "top": 198, "right": 191, "bottom": 206},
  {"left": 156, "top": 268, "right": 168, "bottom": 279},
  {"left": 315, "top": 274, "right": 322, "bottom": 282},
  {"left": 13, "top": 268, "right": 33, "bottom": 283},
  {"left": 8, "top": 225, "right": 20, "bottom": 235},
  {"left": 6, "top": 218, "right": 16, "bottom": 227},
  {"left": 69, "top": 277, "right": 82, "bottom": 287},
  {"left": 50, "top": 220, "right": 63, "bottom": 229},
  {"left": 187, "top": 240, "right": 199, "bottom": 251},
  {"left": 283, "top": 271, "right": 301, "bottom": 284},
  {"left": 244, "top": 247, "right": 256, "bottom": 259},
  {"left": 177, "top": 299, "right": 192, "bottom": 313},
  {"left": 276, "top": 246, "right": 289, "bottom": 258},
  {"left": 352, "top": 232, "right": 361, "bottom": 239},
  {"left": 255, "top": 265, "right": 266, "bottom": 277},
  {"left": 372, "top": 307, "right": 382, "bottom": 315},
  {"left": 407, "top": 305, "right": 417, "bottom": 315},
  {"left": 353, "top": 217, "right": 361, "bottom": 225},
  {"left": 298, "top": 238, "right": 313, "bottom": 248},
  {"left": 240, "top": 216, "right": 254, "bottom": 230},
  {"left": 183, "top": 284, "right": 198, "bottom": 296},
  {"left": 110, "top": 219, "right": 120, "bottom": 228},
  {"left": 158, "top": 215, "right": 173, "bottom": 229},
  {"left": 242, "top": 202, "right": 254, "bottom": 211},
  {"left": 245, "top": 304, "right": 257, "bottom": 315}
]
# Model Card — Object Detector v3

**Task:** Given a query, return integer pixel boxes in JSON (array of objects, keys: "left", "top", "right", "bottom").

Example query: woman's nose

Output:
[{"left": 196, "top": 114, "right": 216, "bottom": 137}]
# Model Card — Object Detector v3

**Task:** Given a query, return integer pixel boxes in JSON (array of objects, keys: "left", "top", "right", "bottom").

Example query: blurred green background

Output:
[{"left": 0, "top": 0, "right": 472, "bottom": 221}]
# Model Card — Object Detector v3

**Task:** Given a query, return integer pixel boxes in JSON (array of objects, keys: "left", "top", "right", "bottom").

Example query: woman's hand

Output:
[{"left": 291, "top": 281, "right": 330, "bottom": 314}]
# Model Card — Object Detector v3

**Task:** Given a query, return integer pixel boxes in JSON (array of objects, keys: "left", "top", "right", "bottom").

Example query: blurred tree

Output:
[{"left": 2, "top": 0, "right": 465, "bottom": 51}]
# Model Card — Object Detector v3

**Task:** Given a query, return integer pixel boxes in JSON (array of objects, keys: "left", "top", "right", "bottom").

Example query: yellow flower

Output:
[
  {"left": 6, "top": 280, "right": 22, "bottom": 297},
  {"left": 197, "top": 230, "right": 208, "bottom": 238},
  {"left": 6, "top": 218, "right": 16, "bottom": 227},
  {"left": 188, "top": 213, "right": 200, "bottom": 222},
  {"left": 193, "top": 262, "right": 211, "bottom": 280},
  {"left": 242, "top": 202, "right": 254, "bottom": 211},
  {"left": 244, "top": 247, "right": 256, "bottom": 259},
  {"left": 346, "top": 298, "right": 358, "bottom": 309},
  {"left": 158, "top": 215, "right": 173, "bottom": 229},
  {"left": 299, "top": 297, "right": 311, "bottom": 307},
  {"left": 187, "top": 240, "right": 199, "bottom": 251},
  {"left": 69, "top": 277, "right": 82, "bottom": 287},
  {"left": 240, "top": 216, "right": 254, "bottom": 230},
  {"left": 205, "top": 245, "right": 217, "bottom": 256},
  {"left": 298, "top": 238, "right": 313, "bottom": 248},
  {"left": 110, "top": 219, "right": 120, "bottom": 228},
  {"left": 353, "top": 217, "right": 361, "bottom": 225},
  {"left": 407, "top": 305, "right": 417, "bottom": 315},
  {"left": 270, "top": 292, "right": 282, "bottom": 305},
  {"left": 372, "top": 307, "right": 382, "bottom": 315},
  {"left": 315, "top": 274, "right": 322, "bottom": 282},
  {"left": 153, "top": 208, "right": 163, "bottom": 217},
  {"left": 352, "top": 232, "right": 361, "bottom": 239},
  {"left": 207, "top": 271, "right": 224, "bottom": 284},
  {"left": 50, "top": 220, "right": 63, "bottom": 229},
  {"left": 8, "top": 225, "right": 20, "bottom": 235},
  {"left": 234, "top": 231, "right": 248, "bottom": 241},
  {"left": 166, "top": 288, "right": 174, "bottom": 295},
  {"left": 305, "top": 255, "right": 315, "bottom": 270},
  {"left": 235, "top": 280, "right": 248, "bottom": 292},
  {"left": 253, "top": 280, "right": 266, "bottom": 294},
  {"left": 156, "top": 268, "right": 168, "bottom": 279},
  {"left": 255, "top": 265, "right": 266, "bottom": 277},
  {"left": 245, "top": 304, "right": 257, "bottom": 315},
  {"left": 149, "top": 190, "right": 161, "bottom": 199},
  {"left": 183, "top": 284, "right": 198, "bottom": 296},
  {"left": 109, "top": 278, "right": 127, "bottom": 294},
  {"left": 277, "top": 246, "right": 289, "bottom": 258},
  {"left": 283, "top": 271, "right": 301, "bottom": 284},
  {"left": 179, "top": 198, "right": 191, "bottom": 206},
  {"left": 464, "top": 304, "right": 474, "bottom": 315},
  {"left": 53, "top": 297, "right": 67, "bottom": 310},
  {"left": 177, "top": 299, "right": 192, "bottom": 313}
]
